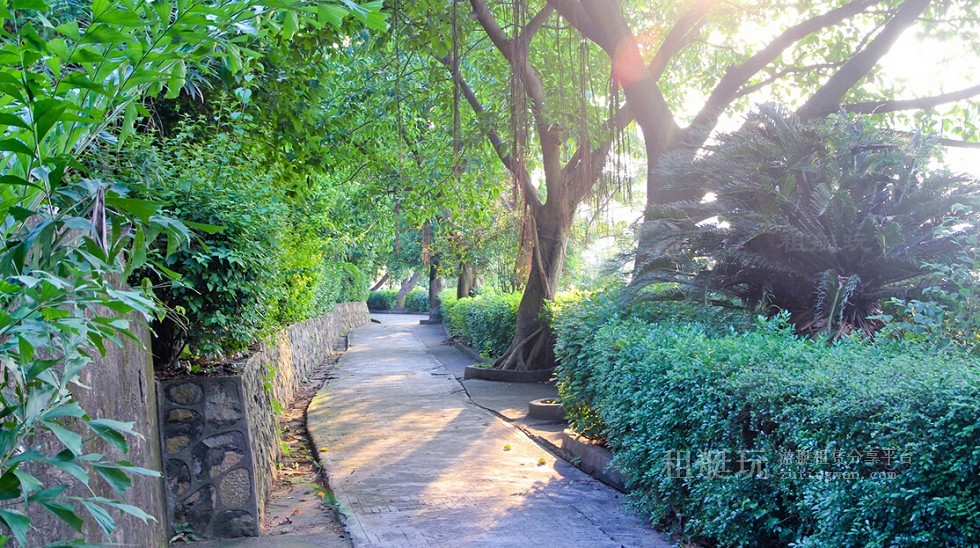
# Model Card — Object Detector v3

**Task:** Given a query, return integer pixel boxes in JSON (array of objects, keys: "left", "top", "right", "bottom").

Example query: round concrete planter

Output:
[
  {"left": 528, "top": 398, "right": 566, "bottom": 422},
  {"left": 462, "top": 365, "right": 555, "bottom": 383}
]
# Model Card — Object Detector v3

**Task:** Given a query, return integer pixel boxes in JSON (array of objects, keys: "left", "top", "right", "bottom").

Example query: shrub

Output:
[
  {"left": 441, "top": 291, "right": 522, "bottom": 358},
  {"left": 135, "top": 143, "right": 286, "bottom": 368},
  {"left": 368, "top": 289, "right": 398, "bottom": 311},
  {"left": 636, "top": 105, "right": 980, "bottom": 337},
  {"left": 554, "top": 293, "right": 980, "bottom": 547},
  {"left": 325, "top": 262, "right": 369, "bottom": 304},
  {"left": 554, "top": 287, "right": 747, "bottom": 440},
  {"left": 403, "top": 289, "right": 429, "bottom": 313},
  {"left": 368, "top": 288, "right": 428, "bottom": 312}
]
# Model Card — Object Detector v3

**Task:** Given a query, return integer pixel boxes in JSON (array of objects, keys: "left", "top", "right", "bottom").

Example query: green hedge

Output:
[
  {"left": 554, "top": 292, "right": 980, "bottom": 547},
  {"left": 368, "top": 289, "right": 428, "bottom": 312},
  {"left": 441, "top": 291, "right": 522, "bottom": 358},
  {"left": 367, "top": 289, "right": 397, "bottom": 310},
  {"left": 404, "top": 289, "right": 429, "bottom": 313}
]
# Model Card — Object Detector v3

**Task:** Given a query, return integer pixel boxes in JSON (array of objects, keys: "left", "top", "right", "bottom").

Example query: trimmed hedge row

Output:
[
  {"left": 554, "top": 291, "right": 980, "bottom": 547},
  {"left": 441, "top": 291, "right": 522, "bottom": 359},
  {"left": 367, "top": 289, "right": 428, "bottom": 312}
]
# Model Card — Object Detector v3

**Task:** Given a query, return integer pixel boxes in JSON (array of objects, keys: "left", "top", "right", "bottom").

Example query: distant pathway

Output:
[{"left": 307, "top": 314, "right": 671, "bottom": 547}]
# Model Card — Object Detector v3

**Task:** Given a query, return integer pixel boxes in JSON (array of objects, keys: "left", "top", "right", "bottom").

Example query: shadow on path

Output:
[{"left": 307, "top": 314, "right": 671, "bottom": 547}]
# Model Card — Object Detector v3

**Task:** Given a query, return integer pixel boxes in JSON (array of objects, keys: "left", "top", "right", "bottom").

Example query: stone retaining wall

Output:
[
  {"left": 159, "top": 303, "right": 369, "bottom": 539},
  {"left": 240, "top": 302, "right": 369, "bottom": 519}
]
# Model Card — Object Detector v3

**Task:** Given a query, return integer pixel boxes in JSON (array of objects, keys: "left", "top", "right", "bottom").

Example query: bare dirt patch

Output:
[{"left": 260, "top": 343, "right": 350, "bottom": 545}]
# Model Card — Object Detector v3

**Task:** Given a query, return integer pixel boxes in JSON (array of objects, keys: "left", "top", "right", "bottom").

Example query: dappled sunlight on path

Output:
[{"left": 308, "top": 315, "right": 670, "bottom": 547}]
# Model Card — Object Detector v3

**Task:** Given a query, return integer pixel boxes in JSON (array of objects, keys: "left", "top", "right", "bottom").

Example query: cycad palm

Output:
[{"left": 633, "top": 105, "right": 980, "bottom": 336}]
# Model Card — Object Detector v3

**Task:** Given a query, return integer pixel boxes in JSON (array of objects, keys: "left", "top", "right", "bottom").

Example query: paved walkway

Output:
[{"left": 307, "top": 314, "right": 671, "bottom": 547}]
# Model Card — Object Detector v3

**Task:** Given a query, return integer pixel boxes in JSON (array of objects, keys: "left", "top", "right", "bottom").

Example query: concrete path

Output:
[{"left": 307, "top": 314, "right": 671, "bottom": 547}]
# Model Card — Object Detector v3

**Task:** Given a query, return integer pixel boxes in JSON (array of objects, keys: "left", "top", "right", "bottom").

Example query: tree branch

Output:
[
  {"left": 737, "top": 62, "right": 843, "bottom": 98},
  {"left": 937, "top": 138, "right": 980, "bottom": 150},
  {"left": 546, "top": 0, "right": 601, "bottom": 42},
  {"left": 648, "top": 0, "right": 715, "bottom": 80},
  {"left": 436, "top": 55, "right": 543, "bottom": 209},
  {"left": 518, "top": 5, "right": 555, "bottom": 45},
  {"left": 690, "top": 0, "right": 876, "bottom": 134},
  {"left": 844, "top": 84, "right": 980, "bottom": 114},
  {"left": 798, "top": 0, "right": 932, "bottom": 119},
  {"left": 469, "top": 0, "right": 561, "bottom": 202}
]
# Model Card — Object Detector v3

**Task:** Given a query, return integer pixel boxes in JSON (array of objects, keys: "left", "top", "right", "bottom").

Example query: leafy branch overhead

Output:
[{"left": 0, "top": 0, "right": 381, "bottom": 544}]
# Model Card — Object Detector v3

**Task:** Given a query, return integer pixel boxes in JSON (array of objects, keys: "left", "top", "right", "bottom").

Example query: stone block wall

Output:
[
  {"left": 240, "top": 302, "right": 369, "bottom": 520},
  {"left": 159, "top": 376, "right": 260, "bottom": 538},
  {"left": 158, "top": 303, "right": 369, "bottom": 539}
]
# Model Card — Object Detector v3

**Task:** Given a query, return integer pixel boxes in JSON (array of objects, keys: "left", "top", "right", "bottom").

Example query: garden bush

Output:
[
  {"left": 322, "top": 261, "right": 369, "bottom": 305},
  {"left": 554, "top": 292, "right": 980, "bottom": 547},
  {"left": 441, "top": 291, "right": 522, "bottom": 358},
  {"left": 368, "top": 288, "right": 428, "bottom": 312},
  {"left": 403, "top": 289, "right": 429, "bottom": 313},
  {"left": 131, "top": 124, "right": 371, "bottom": 369},
  {"left": 138, "top": 157, "right": 286, "bottom": 368},
  {"left": 368, "top": 289, "right": 398, "bottom": 311}
]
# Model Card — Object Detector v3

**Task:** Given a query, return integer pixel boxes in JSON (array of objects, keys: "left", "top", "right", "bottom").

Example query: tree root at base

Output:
[{"left": 492, "top": 326, "right": 550, "bottom": 371}]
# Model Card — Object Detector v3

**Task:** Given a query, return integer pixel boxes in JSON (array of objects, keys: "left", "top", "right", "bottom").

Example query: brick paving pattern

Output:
[{"left": 307, "top": 315, "right": 672, "bottom": 547}]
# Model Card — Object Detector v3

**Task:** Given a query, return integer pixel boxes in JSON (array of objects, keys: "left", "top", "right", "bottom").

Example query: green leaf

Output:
[
  {"left": 283, "top": 10, "right": 300, "bottom": 40},
  {"left": 92, "top": 464, "right": 131, "bottom": 494},
  {"left": 0, "top": 175, "right": 42, "bottom": 190},
  {"left": 104, "top": 197, "right": 162, "bottom": 223},
  {"left": 0, "top": 113, "right": 28, "bottom": 128},
  {"left": 40, "top": 501, "right": 84, "bottom": 533},
  {"left": 79, "top": 500, "right": 116, "bottom": 538},
  {"left": 118, "top": 101, "right": 138, "bottom": 145},
  {"left": 182, "top": 220, "right": 225, "bottom": 234},
  {"left": 45, "top": 422, "right": 83, "bottom": 455},
  {"left": 316, "top": 4, "right": 347, "bottom": 26},
  {"left": 41, "top": 308, "right": 71, "bottom": 321},
  {"left": 0, "top": 139, "right": 33, "bottom": 154},
  {"left": 100, "top": 9, "right": 143, "bottom": 26},
  {"left": 34, "top": 101, "right": 68, "bottom": 141},
  {"left": 0, "top": 510, "right": 29, "bottom": 546},
  {"left": 87, "top": 419, "right": 138, "bottom": 453},
  {"left": 12, "top": 469, "right": 41, "bottom": 498},
  {"left": 96, "top": 498, "right": 156, "bottom": 522},
  {"left": 13, "top": 0, "right": 49, "bottom": 11},
  {"left": 26, "top": 485, "right": 68, "bottom": 503},
  {"left": 0, "top": 472, "right": 21, "bottom": 500}
]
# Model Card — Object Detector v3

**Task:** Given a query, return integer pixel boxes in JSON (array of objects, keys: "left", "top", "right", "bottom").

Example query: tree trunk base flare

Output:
[{"left": 491, "top": 326, "right": 554, "bottom": 371}]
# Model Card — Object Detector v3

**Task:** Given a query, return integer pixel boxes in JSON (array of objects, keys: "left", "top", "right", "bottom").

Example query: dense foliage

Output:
[
  {"left": 120, "top": 115, "right": 370, "bottom": 369},
  {"left": 554, "top": 291, "right": 980, "bottom": 547},
  {"left": 367, "top": 289, "right": 428, "bottom": 312},
  {"left": 636, "top": 107, "right": 980, "bottom": 336},
  {"left": 0, "top": 0, "right": 380, "bottom": 542},
  {"left": 441, "top": 291, "right": 522, "bottom": 359}
]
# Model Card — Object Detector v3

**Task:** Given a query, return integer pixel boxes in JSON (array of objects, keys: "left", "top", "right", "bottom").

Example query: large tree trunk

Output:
[
  {"left": 426, "top": 261, "right": 443, "bottom": 320},
  {"left": 370, "top": 272, "right": 391, "bottom": 291},
  {"left": 394, "top": 271, "right": 421, "bottom": 311},
  {"left": 457, "top": 263, "right": 475, "bottom": 299},
  {"left": 493, "top": 204, "right": 573, "bottom": 371}
]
